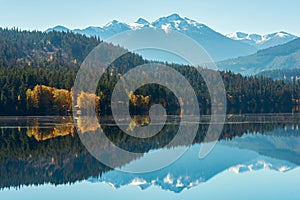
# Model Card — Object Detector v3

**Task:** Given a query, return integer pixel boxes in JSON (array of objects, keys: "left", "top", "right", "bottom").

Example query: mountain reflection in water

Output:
[{"left": 0, "top": 114, "right": 299, "bottom": 193}]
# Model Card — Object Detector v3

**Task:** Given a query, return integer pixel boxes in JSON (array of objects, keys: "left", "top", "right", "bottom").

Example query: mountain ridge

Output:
[
  {"left": 46, "top": 14, "right": 297, "bottom": 63},
  {"left": 227, "top": 31, "right": 298, "bottom": 50},
  {"left": 46, "top": 14, "right": 258, "bottom": 61},
  {"left": 217, "top": 37, "right": 300, "bottom": 75}
]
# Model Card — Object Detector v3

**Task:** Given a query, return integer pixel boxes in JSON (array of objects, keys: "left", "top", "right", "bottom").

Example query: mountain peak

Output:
[
  {"left": 153, "top": 13, "right": 184, "bottom": 25},
  {"left": 45, "top": 25, "right": 70, "bottom": 33},
  {"left": 274, "top": 31, "right": 292, "bottom": 38},
  {"left": 104, "top": 20, "right": 121, "bottom": 27},
  {"left": 236, "top": 32, "right": 248, "bottom": 38},
  {"left": 53, "top": 25, "right": 69, "bottom": 29},
  {"left": 135, "top": 18, "right": 149, "bottom": 25},
  {"left": 45, "top": 14, "right": 295, "bottom": 61},
  {"left": 227, "top": 31, "right": 297, "bottom": 49},
  {"left": 165, "top": 13, "right": 183, "bottom": 20}
]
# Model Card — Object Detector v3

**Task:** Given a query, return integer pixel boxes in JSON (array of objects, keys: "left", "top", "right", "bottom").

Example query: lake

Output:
[{"left": 0, "top": 114, "right": 300, "bottom": 200}]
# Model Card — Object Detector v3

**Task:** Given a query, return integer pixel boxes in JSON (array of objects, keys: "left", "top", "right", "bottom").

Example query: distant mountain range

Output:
[
  {"left": 227, "top": 31, "right": 297, "bottom": 50},
  {"left": 46, "top": 14, "right": 299, "bottom": 72},
  {"left": 217, "top": 38, "right": 300, "bottom": 75},
  {"left": 88, "top": 133, "right": 299, "bottom": 193},
  {"left": 46, "top": 14, "right": 259, "bottom": 62}
]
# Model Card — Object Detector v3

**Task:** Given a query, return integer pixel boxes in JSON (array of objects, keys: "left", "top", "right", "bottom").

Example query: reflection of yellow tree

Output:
[
  {"left": 76, "top": 116, "right": 100, "bottom": 133},
  {"left": 126, "top": 115, "right": 151, "bottom": 132},
  {"left": 27, "top": 124, "right": 75, "bottom": 141}
]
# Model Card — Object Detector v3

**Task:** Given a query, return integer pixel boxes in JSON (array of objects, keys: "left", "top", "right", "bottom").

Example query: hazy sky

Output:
[{"left": 0, "top": 0, "right": 299, "bottom": 36}]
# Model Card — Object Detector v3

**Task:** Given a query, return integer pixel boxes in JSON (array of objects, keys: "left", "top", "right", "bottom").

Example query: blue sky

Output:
[{"left": 0, "top": 0, "right": 300, "bottom": 36}]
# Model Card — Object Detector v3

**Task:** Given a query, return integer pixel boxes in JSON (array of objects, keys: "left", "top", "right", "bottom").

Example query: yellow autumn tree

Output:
[
  {"left": 77, "top": 91, "right": 100, "bottom": 112},
  {"left": 38, "top": 85, "right": 53, "bottom": 110},
  {"left": 26, "top": 88, "right": 36, "bottom": 110},
  {"left": 26, "top": 85, "right": 72, "bottom": 114},
  {"left": 53, "top": 88, "right": 72, "bottom": 112},
  {"left": 26, "top": 85, "right": 103, "bottom": 114},
  {"left": 128, "top": 91, "right": 150, "bottom": 108}
]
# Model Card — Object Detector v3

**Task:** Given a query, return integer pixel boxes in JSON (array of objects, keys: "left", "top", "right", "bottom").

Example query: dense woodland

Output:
[
  {"left": 257, "top": 68, "right": 300, "bottom": 81},
  {"left": 0, "top": 28, "right": 300, "bottom": 116}
]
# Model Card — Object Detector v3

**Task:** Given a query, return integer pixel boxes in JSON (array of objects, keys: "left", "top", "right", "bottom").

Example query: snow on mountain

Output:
[
  {"left": 45, "top": 14, "right": 258, "bottom": 61},
  {"left": 101, "top": 20, "right": 131, "bottom": 38},
  {"left": 83, "top": 20, "right": 131, "bottom": 39},
  {"left": 228, "top": 159, "right": 293, "bottom": 174},
  {"left": 46, "top": 14, "right": 296, "bottom": 61},
  {"left": 227, "top": 31, "right": 298, "bottom": 49},
  {"left": 129, "top": 18, "right": 150, "bottom": 30},
  {"left": 103, "top": 20, "right": 130, "bottom": 31},
  {"left": 227, "top": 32, "right": 261, "bottom": 42},
  {"left": 151, "top": 13, "right": 204, "bottom": 32}
]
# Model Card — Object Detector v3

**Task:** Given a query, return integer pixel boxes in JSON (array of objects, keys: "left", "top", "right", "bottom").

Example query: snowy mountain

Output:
[
  {"left": 129, "top": 18, "right": 150, "bottom": 30},
  {"left": 227, "top": 31, "right": 298, "bottom": 49},
  {"left": 46, "top": 14, "right": 257, "bottom": 61}
]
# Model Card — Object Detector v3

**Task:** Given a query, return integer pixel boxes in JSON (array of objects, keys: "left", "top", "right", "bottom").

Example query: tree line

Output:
[{"left": 0, "top": 28, "right": 300, "bottom": 115}]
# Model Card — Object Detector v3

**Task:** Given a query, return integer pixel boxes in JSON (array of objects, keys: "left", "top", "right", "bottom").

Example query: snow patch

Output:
[
  {"left": 278, "top": 166, "right": 291, "bottom": 172},
  {"left": 227, "top": 31, "right": 295, "bottom": 46},
  {"left": 163, "top": 173, "right": 174, "bottom": 184},
  {"left": 129, "top": 178, "right": 147, "bottom": 186},
  {"left": 175, "top": 177, "right": 184, "bottom": 187},
  {"left": 276, "top": 32, "right": 288, "bottom": 38},
  {"left": 173, "top": 20, "right": 181, "bottom": 30},
  {"left": 129, "top": 22, "right": 144, "bottom": 30},
  {"left": 161, "top": 24, "right": 172, "bottom": 33}
]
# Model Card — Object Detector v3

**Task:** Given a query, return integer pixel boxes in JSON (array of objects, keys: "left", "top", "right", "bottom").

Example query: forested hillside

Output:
[
  {"left": 0, "top": 29, "right": 299, "bottom": 116},
  {"left": 258, "top": 68, "right": 300, "bottom": 81},
  {"left": 217, "top": 38, "right": 300, "bottom": 75},
  {"left": 0, "top": 28, "right": 101, "bottom": 66}
]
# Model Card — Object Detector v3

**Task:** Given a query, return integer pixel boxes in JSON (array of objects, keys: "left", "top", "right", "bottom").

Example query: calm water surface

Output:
[{"left": 0, "top": 114, "right": 300, "bottom": 200}]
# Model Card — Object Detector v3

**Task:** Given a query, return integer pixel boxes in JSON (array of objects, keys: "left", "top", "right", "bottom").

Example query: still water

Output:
[{"left": 0, "top": 114, "right": 300, "bottom": 199}]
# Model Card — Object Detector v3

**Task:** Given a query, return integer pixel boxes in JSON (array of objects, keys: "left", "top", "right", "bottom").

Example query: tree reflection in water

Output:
[{"left": 0, "top": 114, "right": 299, "bottom": 189}]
